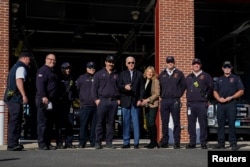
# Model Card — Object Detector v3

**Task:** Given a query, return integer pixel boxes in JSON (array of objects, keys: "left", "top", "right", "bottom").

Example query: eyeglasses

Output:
[
  {"left": 223, "top": 66, "right": 232, "bottom": 69},
  {"left": 166, "top": 61, "right": 174, "bottom": 64},
  {"left": 107, "top": 61, "right": 114, "bottom": 64},
  {"left": 127, "top": 62, "right": 135, "bottom": 64},
  {"left": 46, "top": 58, "right": 56, "bottom": 61}
]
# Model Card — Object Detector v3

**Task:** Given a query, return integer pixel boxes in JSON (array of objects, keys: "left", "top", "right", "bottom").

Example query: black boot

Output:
[{"left": 146, "top": 125, "right": 159, "bottom": 149}]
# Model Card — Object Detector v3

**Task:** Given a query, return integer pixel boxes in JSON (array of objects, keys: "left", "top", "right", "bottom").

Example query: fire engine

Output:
[{"left": 207, "top": 102, "right": 250, "bottom": 139}]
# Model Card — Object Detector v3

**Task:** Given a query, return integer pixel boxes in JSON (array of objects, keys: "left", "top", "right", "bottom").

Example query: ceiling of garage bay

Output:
[
  {"left": 11, "top": 0, "right": 155, "bottom": 58},
  {"left": 10, "top": 0, "right": 250, "bottom": 72}
]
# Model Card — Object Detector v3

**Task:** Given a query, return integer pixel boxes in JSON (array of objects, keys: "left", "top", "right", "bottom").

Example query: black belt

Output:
[
  {"left": 188, "top": 101, "right": 207, "bottom": 103},
  {"left": 162, "top": 97, "right": 179, "bottom": 99},
  {"left": 101, "top": 98, "right": 117, "bottom": 101}
]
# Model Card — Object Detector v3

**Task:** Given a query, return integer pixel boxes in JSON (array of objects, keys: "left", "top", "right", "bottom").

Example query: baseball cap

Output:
[
  {"left": 166, "top": 56, "right": 175, "bottom": 63},
  {"left": 61, "top": 62, "right": 71, "bottom": 68},
  {"left": 222, "top": 61, "right": 232, "bottom": 68},
  {"left": 192, "top": 58, "right": 201, "bottom": 65},
  {"left": 106, "top": 55, "right": 115, "bottom": 62},
  {"left": 86, "top": 61, "right": 95, "bottom": 68}
]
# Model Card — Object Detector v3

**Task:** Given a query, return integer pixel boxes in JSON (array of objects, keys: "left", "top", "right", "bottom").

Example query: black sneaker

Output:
[
  {"left": 174, "top": 143, "right": 180, "bottom": 149},
  {"left": 56, "top": 144, "right": 65, "bottom": 149},
  {"left": 90, "top": 143, "right": 95, "bottom": 147},
  {"left": 213, "top": 144, "right": 225, "bottom": 149},
  {"left": 201, "top": 144, "right": 208, "bottom": 149},
  {"left": 38, "top": 146, "right": 49, "bottom": 150},
  {"left": 160, "top": 143, "right": 168, "bottom": 148},
  {"left": 95, "top": 143, "right": 102, "bottom": 149},
  {"left": 146, "top": 143, "right": 159, "bottom": 149},
  {"left": 231, "top": 144, "right": 238, "bottom": 151},
  {"left": 65, "top": 144, "right": 76, "bottom": 149},
  {"left": 105, "top": 143, "right": 116, "bottom": 149},
  {"left": 134, "top": 144, "right": 139, "bottom": 149},
  {"left": 121, "top": 144, "right": 130, "bottom": 149},
  {"left": 185, "top": 144, "right": 196, "bottom": 149},
  {"left": 78, "top": 144, "right": 86, "bottom": 148},
  {"left": 48, "top": 144, "right": 57, "bottom": 150},
  {"left": 7, "top": 144, "right": 24, "bottom": 151}
]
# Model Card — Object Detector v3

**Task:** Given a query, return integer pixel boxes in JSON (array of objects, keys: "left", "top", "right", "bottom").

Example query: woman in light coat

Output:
[{"left": 141, "top": 66, "right": 160, "bottom": 148}]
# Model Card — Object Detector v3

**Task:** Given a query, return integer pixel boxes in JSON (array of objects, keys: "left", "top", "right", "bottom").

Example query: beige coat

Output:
[{"left": 147, "top": 78, "right": 160, "bottom": 108}]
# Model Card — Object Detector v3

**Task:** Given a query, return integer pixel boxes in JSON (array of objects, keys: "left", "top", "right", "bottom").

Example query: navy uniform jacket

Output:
[
  {"left": 118, "top": 69, "right": 144, "bottom": 108},
  {"left": 186, "top": 71, "right": 213, "bottom": 102},
  {"left": 36, "top": 65, "right": 58, "bottom": 101},
  {"left": 76, "top": 72, "right": 95, "bottom": 106},
  {"left": 91, "top": 68, "right": 120, "bottom": 100},
  {"left": 214, "top": 74, "right": 244, "bottom": 98},
  {"left": 58, "top": 74, "right": 75, "bottom": 102},
  {"left": 159, "top": 68, "right": 186, "bottom": 99}
]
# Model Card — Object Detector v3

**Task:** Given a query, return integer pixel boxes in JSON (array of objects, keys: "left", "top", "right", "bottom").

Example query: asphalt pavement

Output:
[{"left": 0, "top": 140, "right": 250, "bottom": 167}]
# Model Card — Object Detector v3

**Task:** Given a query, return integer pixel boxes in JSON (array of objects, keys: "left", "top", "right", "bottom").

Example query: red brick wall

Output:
[
  {"left": 156, "top": 0, "right": 194, "bottom": 143},
  {"left": 0, "top": 0, "right": 9, "bottom": 145}
]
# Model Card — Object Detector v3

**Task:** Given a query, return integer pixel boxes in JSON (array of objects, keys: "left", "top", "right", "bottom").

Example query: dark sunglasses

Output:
[
  {"left": 107, "top": 61, "right": 114, "bottom": 64},
  {"left": 223, "top": 65, "right": 232, "bottom": 69},
  {"left": 128, "top": 62, "right": 135, "bottom": 64}
]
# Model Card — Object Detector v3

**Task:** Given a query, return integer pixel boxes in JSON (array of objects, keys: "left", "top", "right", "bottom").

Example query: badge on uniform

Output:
[
  {"left": 200, "top": 75, "right": 205, "bottom": 80},
  {"left": 174, "top": 73, "right": 178, "bottom": 78}
]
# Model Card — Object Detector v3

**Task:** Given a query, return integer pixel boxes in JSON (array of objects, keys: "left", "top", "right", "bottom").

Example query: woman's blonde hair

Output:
[{"left": 143, "top": 66, "right": 158, "bottom": 79}]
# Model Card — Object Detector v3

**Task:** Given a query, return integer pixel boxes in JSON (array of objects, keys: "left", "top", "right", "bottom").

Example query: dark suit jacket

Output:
[{"left": 118, "top": 69, "right": 144, "bottom": 108}]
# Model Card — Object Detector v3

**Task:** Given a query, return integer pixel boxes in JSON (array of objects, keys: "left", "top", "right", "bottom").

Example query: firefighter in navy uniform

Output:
[
  {"left": 91, "top": 55, "right": 120, "bottom": 149},
  {"left": 76, "top": 61, "right": 97, "bottom": 148},
  {"left": 213, "top": 61, "right": 244, "bottom": 151},
  {"left": 56, "top": 62, "right": 76, "bottom": 149},
  {"left": 185, "top": 58, "right": 213, "bottom": 149},
  {"left": 159, "top": 56, "right": 186, "bottom": 149},
  {"left": 36, "top": 53, "right": 58, "bottom": 150},
  {"left": 4, "top": 52, "right": 31, "bottom": 151}
]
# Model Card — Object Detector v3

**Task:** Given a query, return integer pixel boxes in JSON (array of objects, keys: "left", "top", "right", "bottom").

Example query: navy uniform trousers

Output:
[
  {"left": 95, "top": 99, "right": 118, "bottom": 144},
  {"left": 6, "top": 102, "right": 23, "bottom": 147},
  {"left": 36, "top": 98, "right": 55, "bottom": 148},
  {"left": 160, "top": 98, "right": 181, "bottom": 144},
  {"left": 217, "top": 100, "right": 237, "bottom": 145},
  {"left": 79, "top": 105, "right": 97, "bottom": 146},
  {"left": 187, "top": 102, "right": 208, "bottom": 145}
]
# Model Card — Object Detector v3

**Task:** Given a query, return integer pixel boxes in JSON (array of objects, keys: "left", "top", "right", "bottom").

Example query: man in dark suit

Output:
[{"left": 118, "top": 56, "right": 144, "bottom": 149}]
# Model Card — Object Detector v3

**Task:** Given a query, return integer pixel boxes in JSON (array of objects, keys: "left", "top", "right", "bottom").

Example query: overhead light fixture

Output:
[
  {"left": 73, "top": 33, "right": 82, "bottom": 39},
  {"left": 12, "top": 3, "right": 20, "bottom": 14},
  {"left": 73, "top": 26, "right": 84, "bottom": 39},
  {"left": 131, "top": 11, "right": 140, "bottom": 21}
]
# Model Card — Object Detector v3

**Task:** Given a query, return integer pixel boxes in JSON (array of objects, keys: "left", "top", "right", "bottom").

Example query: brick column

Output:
[
  {"left": 0, "top": 0, "right": 10, "bottom": 144},
  {"left": 156, "top": 0, "right": 194, "bottom": 143}
]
